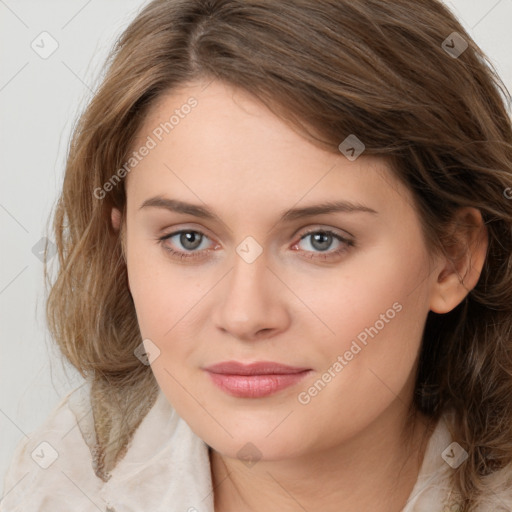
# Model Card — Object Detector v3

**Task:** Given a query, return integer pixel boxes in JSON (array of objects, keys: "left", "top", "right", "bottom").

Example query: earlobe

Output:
[
  {"left": 429, "top": 207, "right": 488, "bottom": 314},
  {"left": 429, "top": 261, "right": 462, "bottom": 314}
]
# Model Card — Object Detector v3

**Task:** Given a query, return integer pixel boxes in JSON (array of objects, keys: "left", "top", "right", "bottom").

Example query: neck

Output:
[{"left": 210, "top": 403, "right": 436, "bottom": 512}]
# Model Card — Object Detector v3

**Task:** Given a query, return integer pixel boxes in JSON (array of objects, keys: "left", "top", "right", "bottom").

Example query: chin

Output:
[{"left": 199, "top": 416, "right": 314, "bottom": 463}]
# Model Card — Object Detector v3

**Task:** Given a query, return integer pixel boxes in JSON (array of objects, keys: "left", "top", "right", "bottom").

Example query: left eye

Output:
[{"left": 296, "top": 230, "right": 346, "bottom": 252}]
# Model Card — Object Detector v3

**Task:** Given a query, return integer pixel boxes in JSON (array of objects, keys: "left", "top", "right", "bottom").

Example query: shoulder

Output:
[
  {"left": 0, "top": 381, "right": 103, "bottom": 511},
  {"left": 0, "top": 381, "right": 215, "bottom": 512},
  {"left": 405, "top": 411, "right": 512, "bottom": 511}
]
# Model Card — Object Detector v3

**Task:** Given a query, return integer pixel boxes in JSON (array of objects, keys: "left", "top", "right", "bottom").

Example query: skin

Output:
[{"left": 111, "top": 78, "right": 488, "bottom": 511}]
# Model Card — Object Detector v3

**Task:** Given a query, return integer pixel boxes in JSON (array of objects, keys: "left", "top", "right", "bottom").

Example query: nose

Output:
[{"left": 212, "top": 248, "right": 291, "bottom": 342}]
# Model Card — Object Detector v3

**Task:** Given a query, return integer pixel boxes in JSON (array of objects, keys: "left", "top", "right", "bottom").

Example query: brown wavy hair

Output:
[{"left": 44, "top": 0, "right": 512, "bottom": 508}]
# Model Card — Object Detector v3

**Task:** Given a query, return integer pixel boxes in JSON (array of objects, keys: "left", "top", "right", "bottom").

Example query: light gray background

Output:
[{"left": 1, "top": 0, "right": 511, "bottom": 499}]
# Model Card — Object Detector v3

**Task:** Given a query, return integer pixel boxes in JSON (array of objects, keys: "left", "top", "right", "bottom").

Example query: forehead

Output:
[{"left": 125, "top": 80, "right": 414, "bottom": 222}]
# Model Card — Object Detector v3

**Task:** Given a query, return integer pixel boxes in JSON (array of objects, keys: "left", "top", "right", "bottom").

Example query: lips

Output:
[{"left": 203, "top": 361, "right": 312, "bottom": 398}]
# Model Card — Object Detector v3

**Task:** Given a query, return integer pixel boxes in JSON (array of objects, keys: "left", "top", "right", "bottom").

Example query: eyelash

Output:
[{"left": 157, "top": 228, "right": 354, "bottom": 262}]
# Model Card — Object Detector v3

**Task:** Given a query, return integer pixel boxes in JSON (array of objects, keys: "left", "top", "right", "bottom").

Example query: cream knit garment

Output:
[{"left": 1, "top": 380, "right": 511, "bottom": 511}]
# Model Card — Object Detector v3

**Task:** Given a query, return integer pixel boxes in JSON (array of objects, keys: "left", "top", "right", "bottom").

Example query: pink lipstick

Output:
[{"left": 203, "top": 361, "right": 311, "bottom": 398}]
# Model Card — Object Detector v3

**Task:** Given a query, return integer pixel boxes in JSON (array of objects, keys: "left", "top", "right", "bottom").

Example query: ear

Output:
[
  {"left": 111, "top": 207, "right": 121, "bottom": 231},
  {"left": 429, "top": 207, "right": 488, "bottom": 314}
]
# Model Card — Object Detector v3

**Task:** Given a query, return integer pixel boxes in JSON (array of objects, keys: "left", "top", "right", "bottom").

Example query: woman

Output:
[{"left": 2, "top": 0, "right": 512, "bottom": 510}]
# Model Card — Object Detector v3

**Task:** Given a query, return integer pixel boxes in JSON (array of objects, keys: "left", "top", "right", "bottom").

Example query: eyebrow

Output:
[{"left": 138, "top": 196, "right": 378, "bottom": 223}]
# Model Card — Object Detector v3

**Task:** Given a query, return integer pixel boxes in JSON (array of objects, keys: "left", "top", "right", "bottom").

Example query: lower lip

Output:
[{"left": 205, "top": 371, "right": 311, "bottom": 398}]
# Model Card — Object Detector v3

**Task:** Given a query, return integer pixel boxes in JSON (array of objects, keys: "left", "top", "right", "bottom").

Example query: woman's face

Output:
[{"left": 120, "top": 79, "right": 441, "bottom": 461}]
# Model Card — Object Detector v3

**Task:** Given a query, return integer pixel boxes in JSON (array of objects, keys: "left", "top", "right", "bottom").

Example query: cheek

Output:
[
  {"left": 296, "top": 235, "right": 430, "bottom": 415},
  {"left": 126, "top": 238, "right": 179, "bottom": 337},
  {"left": 126, "top": 242, "right": 211, "bottom": 378},
  {"left": 127, "top": 255, "right": 203, "bottom": 410},
  {"left": 290, "top": 234, "right": 429, "bottom": 359}
]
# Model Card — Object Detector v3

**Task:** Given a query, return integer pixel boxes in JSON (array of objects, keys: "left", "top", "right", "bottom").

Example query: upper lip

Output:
[{"left": 203, "top": 361, "right": 311, "bottom": 375}]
